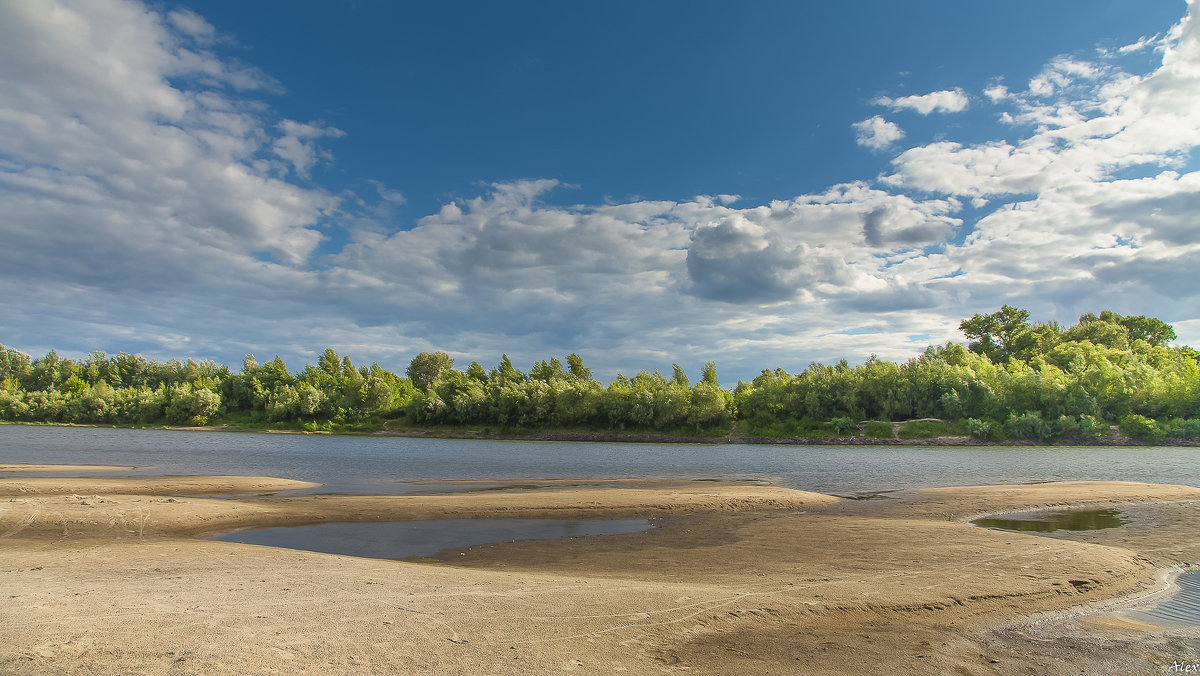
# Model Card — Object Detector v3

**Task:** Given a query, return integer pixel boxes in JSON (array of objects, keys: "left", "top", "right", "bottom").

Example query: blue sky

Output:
[{"left": 1, "top": 0, "right": 1198, "bottom": 383}]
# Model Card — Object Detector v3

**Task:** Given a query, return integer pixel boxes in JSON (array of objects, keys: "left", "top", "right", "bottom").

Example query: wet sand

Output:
[
  {"left": 1, "top": 477, "right": 1197, "bottom": 674},
  {"left": 0, "top": 464, "right": 137, "bottom": 473}
]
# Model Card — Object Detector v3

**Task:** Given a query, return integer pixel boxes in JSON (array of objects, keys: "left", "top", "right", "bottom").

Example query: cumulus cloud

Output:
[
  {"left": 272, "top": 120, "right": 346, "bottom": 178},
  {"left": 853, "top": 115, "right": 905, "bottom": 150},
  {"left": 886, "top": 6, "right": 1200, "bottom": 200},
  {"left": 983, "top": 84, "right": 1010, "bottom": 102},
  {"left": 2, "top": 0, "right": 1200, "bottom": 382},
  {"left": 0, "top": 0, "right": 343, "bottom": 274},
  {"left": 686, "top": 215, "right": 802, "bottom": 303},
  {"left": 873, "top": 88, "right": 969, "bottom": 114}
]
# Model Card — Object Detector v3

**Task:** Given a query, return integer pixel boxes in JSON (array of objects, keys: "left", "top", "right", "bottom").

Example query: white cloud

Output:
[
  {"left": 1116, "top": 33, "right": 1163, "bottom": 56},
  {"left": 167, "top": 9, "right": 216, "bottom": 45},
  {"left": 272, "top": 120, "right": 346, "bottom": 178},
  {"left": 873, "top": 88, "right": 969, "bottom": 114},
  {"left": 983, "top": 84, "right": 1010, "bottom": 102},
  {"left": 852, "top": 115, "right": 905, "bottom": 151},
  {"left": 0, "top": 0, "right": 342, "bottom": 271},
  {"left": 1, "top": 0, "right": 1199, "bottom": 384},
  {"left": 367, "top": 179, "right": 406, "bottom": 205},
  {"left": 885, "top": 9, "right": 1200, "bottom": 203}
]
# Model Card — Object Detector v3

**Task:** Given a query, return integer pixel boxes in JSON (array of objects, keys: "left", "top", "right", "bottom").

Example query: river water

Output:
[{"left": 2, "top": 425, "right": 1197, "bottom": 495}]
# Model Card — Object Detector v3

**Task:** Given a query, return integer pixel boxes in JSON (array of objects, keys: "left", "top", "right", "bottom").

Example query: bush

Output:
[
  {"left": 1048, "top": 414, "right": 1076, "bottom": 441},
  {"left": 830, "top": 416, "right": 856, "bottom": 435},
  {"left": 1077, "top": 414, "right": 1109, "bottom": 441},
  {"left": 967, "top": 418, "right": 997, "bottom": 440},
  {"left": 862, "top": 420, "right": 894, "bottom": 439},
  {"left": 1162, "top": 417, "right": 1200, "bottom": 440},
  {"left": 1120, "top": 414, "right": 1166, "bottom": 443},
  {"left": 1006, "top": 412, "right": 1049, "bottom": 441}
]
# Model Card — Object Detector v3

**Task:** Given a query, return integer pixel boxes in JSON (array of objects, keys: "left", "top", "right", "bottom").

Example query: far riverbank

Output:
[{"left": 4, "top": 420, "right": 1199, "bottom": 447}]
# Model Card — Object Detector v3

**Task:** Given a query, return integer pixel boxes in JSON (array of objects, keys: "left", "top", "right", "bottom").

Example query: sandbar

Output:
[
  {"left": 0, "top": 463, "right": 136, "bottom": 473},
  {"left": 1, "top": 476, "right": 1197, "bottom": 674}
]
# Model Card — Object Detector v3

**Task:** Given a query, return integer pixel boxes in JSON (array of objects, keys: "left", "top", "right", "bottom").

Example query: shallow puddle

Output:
[
  {"left": 210, "top": 518, "right": 653, "bottom": 560},
  {"left": 971, "top": 508, "right": 1127, "bottom": 533}
]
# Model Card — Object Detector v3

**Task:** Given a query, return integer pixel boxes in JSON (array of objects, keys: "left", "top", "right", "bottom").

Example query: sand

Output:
[
  {"left": 1, "top": 476, "right": 1198, "bottom": 674},
  {"left": 0, "top": 464, "right": 136, "bottom": 472}
]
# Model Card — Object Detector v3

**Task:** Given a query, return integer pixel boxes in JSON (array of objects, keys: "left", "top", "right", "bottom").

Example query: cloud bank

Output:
[{"left": 2, "top": 0, "right": 1199, "bottom": 382}]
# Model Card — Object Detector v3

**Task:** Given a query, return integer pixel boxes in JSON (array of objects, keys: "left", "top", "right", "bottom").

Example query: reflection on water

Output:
[
  {"left": 209, "top": 518, "right": 653, "bottom": 560},
  {"left": 972, "top": 508, "right": 1127, "bottom": 532},
  {"left": 4, "top": 425, "right": 1200, "bottom": 496}
]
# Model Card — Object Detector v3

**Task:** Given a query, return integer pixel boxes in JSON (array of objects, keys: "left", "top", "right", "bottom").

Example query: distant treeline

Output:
[{"left": 2, "top": 308, "right": 1198, "bottom": 443}]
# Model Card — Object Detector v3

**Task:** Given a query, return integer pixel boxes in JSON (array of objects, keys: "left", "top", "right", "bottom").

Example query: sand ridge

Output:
[
  {"left": 1, "top": 477, "right": 1197, "bottom": 674},
  {"left": 0, "top": 464, "right": 136, "bottom": 473}
]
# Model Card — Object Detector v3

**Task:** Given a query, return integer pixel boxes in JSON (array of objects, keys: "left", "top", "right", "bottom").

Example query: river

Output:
[{"left": 1, "top": 425, "right": 1197, "bottom": 496}]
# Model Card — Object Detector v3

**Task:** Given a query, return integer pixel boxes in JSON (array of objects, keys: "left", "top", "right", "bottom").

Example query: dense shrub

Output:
[
  {"left": 1006, "top": 412, "right": 1052, "bottom": 441},
  {"left": 1077, "top": 414, "right": 1110, "bottom": 441},
  {"left": 967, "top": 418, "right": 997, "bottom": 440},
  {"left": 830, "top": 416, "right": 856, "bottom": 435},
  {"left": 1120, "top": 414, "right": 1166, "bottom": 443}
]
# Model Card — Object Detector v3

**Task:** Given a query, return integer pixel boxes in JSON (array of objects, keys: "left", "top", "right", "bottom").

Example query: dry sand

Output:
[{"left": 1, "top": 476, "right": 1197, "bottom": 674}]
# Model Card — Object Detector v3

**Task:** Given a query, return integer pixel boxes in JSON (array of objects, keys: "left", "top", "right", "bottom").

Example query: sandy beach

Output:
[{"left": 1, "top": 472, "right": 1198, "bottom": 674}]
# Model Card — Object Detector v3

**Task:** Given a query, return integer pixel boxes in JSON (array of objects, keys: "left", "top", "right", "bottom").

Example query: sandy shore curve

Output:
[{"left": 1, "top": 476, "right": 1197, "bottom": 674}]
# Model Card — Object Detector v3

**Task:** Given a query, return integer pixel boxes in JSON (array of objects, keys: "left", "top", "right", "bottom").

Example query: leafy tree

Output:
[
  {"left": 466, "top": 361, "right": 488, "bottom": 383},
  {"left": 529, "top": 358, "right": 566, "bottom": 382},
  {"left": 566, "top": 353, "right": 592, "bottom": 382},
  {"left": 0, "top": 344, "right": 33, "bottom": 384},
  {"left": 297, "top": 383, "right": 326, "bottom": 420},
  {"left": 494, "top": 355, "right": 524, "bottom": 383},
  {"left": 671, "top": 363, "right": 689, "bottom": 388},
  {"left": 407, "top": 351, "right": 454, "bottom": 392},
  {"left": 1102, "top": 311, "right": 1176, "bottom": 347},
  {"left": 959, "top": 305, "right": 1034, "bottom": 364}
]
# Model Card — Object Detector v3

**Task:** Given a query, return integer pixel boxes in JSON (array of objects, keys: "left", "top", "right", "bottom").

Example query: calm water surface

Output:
[
  {"left": 972, "top": 508, "right": 1128, "bottom": 532},
  {"left": 1130, "top": 571, "right": 1200, "bottom": 627},
  {"left": 211, "top": 518, "right": 653, "bottom": 559},
  {"left": 1, "top": 425, "right": 1197, "bottom": 495}
]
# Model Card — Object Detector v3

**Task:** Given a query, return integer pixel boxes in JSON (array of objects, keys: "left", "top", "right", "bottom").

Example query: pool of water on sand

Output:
[{"left": 209, "top": 518, "right": 654, "bottom": 560}]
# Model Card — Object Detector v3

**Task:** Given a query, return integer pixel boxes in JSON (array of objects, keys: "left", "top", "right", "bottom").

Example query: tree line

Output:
[{"left": 1, "top": 307, "right": 1198, "bottom": 442}]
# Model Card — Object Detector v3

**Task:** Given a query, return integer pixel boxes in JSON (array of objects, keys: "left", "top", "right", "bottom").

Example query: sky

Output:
[{"left": 1, "top": 0, "right": 1199, "bottom": 384}]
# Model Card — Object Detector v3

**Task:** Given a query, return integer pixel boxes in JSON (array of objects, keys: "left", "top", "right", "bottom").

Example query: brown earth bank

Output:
[{"left": 0, "top": 478, "right": 1197, "bottom": 674}]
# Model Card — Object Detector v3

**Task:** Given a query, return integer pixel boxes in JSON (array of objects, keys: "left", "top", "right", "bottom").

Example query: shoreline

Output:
[
  {"left": 1, "top": 475, "right": 1197, "bottom": 673},
  {"left": 5, "top": 420, "right": 1197, "bottom": 447}
]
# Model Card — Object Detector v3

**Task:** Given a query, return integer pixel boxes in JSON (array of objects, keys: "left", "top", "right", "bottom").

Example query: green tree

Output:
[
  {"left": 566, "top": 353, "right": 592, "bottom": 382},
  {"left": 959, "top": 305, "right": 1034, "bottom": 364},
  {"left": 466, "top": 361, "right": 488, "bottom": 383},
  {"left": 671, "top": 363, "right": 689, "bottom": 388},
  {"left": 407, "top": 351, "right": 454, "bottom": 392}
]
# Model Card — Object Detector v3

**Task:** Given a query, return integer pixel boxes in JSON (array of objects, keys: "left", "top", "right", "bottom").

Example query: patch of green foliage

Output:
[
  {"left": 967, "top": 418, "right": 998, "bottom": 440},
  {"left": 896, "top": 419, "right": 968, "bottom": 439},
  {"left": 1120, "top": 414, "right": 1166, "bottom": 443},
  {"left": 861, "top": 421, "right": 895, "bottom": 439},
  {"left": 1, "top": 307, "right": 1198, "bottom": 443}
]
